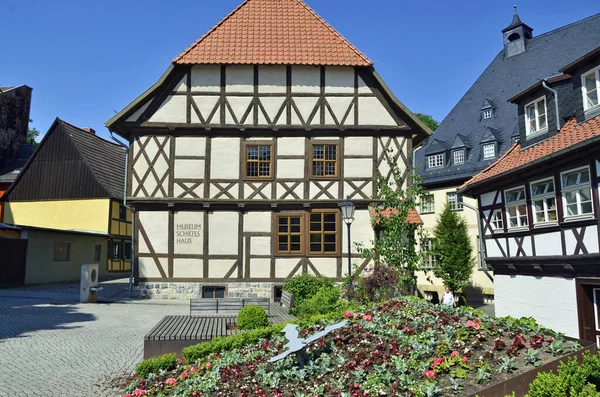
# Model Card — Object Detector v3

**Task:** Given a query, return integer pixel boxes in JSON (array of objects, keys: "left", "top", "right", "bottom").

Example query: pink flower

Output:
[
  {"left": 450, "top": 351, "right": 459, "bottom": 358},
  {"left": 353, "top": 313, "right": 360, "bottom": 319},
  {"left": 206, "top": 362, "right": 212, "bottom": 370},
  {"left": 432, "top": 357, "right": 444, "bottom": 367},
  {"left": 343, "top": 311, "right": 353, "bottom": 318},
  {"left": 466, "top": 320, "right": 480, "bottom": 330},
  {"left": 124, "top": 394, "right": 132, "bottom": 397},
  {"left": 424, "top": 369, "right": 436, "bottom": 379},
  {"left": 132, "top": 390, "right": 147, "bottom": 397},
  {"left": 165, "top": 378, "right": 176, "bottom": 386},
  {"left": 181, "top": 371, "right": 188, "bottom": 379},
  {"left": 462, "top": 356, "right": 468, "bottom": 363},
  {"left": 190, "top": 367, "right": 197, "bottom": 372},
  {"left": 362, "top": 314, "right": 373, "bottom": 322}
]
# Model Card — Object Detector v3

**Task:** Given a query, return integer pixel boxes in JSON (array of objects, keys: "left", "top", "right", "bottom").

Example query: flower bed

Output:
[{"left": 124, "top": 297, "right": 588, "bottom": 396}]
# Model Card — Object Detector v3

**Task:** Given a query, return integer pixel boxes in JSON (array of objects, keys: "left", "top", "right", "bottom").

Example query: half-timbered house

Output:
[
  {"left": 105, "top": 0, "right": 430, "bottom": 299},
  {"left": 460, "top": 46, "right": 600, "bottom": 343}
]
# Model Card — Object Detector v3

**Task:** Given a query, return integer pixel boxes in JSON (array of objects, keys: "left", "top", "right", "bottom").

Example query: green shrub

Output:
[
  {"left": 135, "top": 353, "right": 178, "bottom": 377},
  {"left": 237, "top": 305, "right": 269, "bottom": 330},
  {"left": 294, "top": 285, "right": 341, "bottom": 317},
  {"left": 284, "top": 274, "right": 334, "bottom": 315},
  {"left": 526, "top": 372, "right": 567, "bottom": 397}
]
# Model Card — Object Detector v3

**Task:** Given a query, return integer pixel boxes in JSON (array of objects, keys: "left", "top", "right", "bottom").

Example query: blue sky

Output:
[{"left": 1, "top": 0, "right": 599, "bottom": 141}]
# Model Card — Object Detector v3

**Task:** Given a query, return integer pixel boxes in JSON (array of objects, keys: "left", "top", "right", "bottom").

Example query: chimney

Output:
[{"left": 83, "top": 127, "right": 96, "bottom": 135}]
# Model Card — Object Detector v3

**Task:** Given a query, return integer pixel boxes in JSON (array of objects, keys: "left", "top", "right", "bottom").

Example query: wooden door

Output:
[{"left": 576, "top": 279, "right": 600, "bottom": 345}]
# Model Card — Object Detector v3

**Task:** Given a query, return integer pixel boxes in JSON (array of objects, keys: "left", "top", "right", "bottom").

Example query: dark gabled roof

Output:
[
  {"left": 450, "top": 134, "right": 469, "bottom": 149},
  {"left": 502, "top": 9, "right": 533, "bottom": 33},
  {"left": 3, "top": 119, "right": 126, "bottom": 201},
  {"left": 481, "top": 127, "right": 500, "bottom": 143},
  {"left": 416, "top": 12, "right": 600, "bottom": 186},
  {"left": 481, "top": 99, "right": 494, "bottom": 110},
  {"left": 424, "top": 139, "right": 448, "bottom": 155}
]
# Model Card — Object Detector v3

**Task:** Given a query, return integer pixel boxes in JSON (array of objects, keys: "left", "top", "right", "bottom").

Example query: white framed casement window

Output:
[
  {"left": 505, "top": 186, "right": 528, "bottom": 228},
  {"left": 582, "top": 66, "right": 600, "bottom": 112},
  {"left": 453, "top": 149, "right": 465, "bottom": 165},
  {"left": 420, "top": 194, "right": 435, "bottom": 214},
  {"left": 447, "top": 192, "right": 463, "bottom": 211},
  {"left": 525, "top": 96, "right": 548, "bottom": 136},
  {"left": 422, "top": 238, "right": 436, "bottom": 269},
  {"left": 561, "top": 167, "right": 593, "bottom": 218},
  {"left": 427, "top": 153, "right": 444, "bottom": 169},
  {"left": 530, "top": 177, "right": 557, "bottom": 224},
  {"left": 490, "top": 209, "right": 504, "bottom": 231},
  {"left": 482, "top": 109, "right": 492, "bottom": 119},
  {"left": 483, "top": 143, "right": 495, "bottom": 159}
]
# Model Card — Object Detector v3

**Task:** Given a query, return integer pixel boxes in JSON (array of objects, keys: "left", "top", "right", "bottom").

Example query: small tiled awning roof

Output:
[
  {"left": 461, "top": 115, "right": 600, "bottom": 191},
  {"left": 174, "top": 0, "right": 372, "bottom": 66},
  {"left": 370, "top": 207, "right": 423, "bottom": 225}
]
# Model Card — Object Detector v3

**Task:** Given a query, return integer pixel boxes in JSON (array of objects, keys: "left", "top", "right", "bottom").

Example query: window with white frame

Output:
[
  {"left": 420, "top": 194, "right": 435, "bottom": 213},
  {"left": 530, "top": 178, "right": 557, "bottom": 224},
  {"left": 583, "top": 66, "right": 600, "bottom": 111},
  {"left": 422, "top": 238, "right": 436, "bottom": 268},
  {"left": 505, "top": 187, "right": 528, "bottom": 228},
  {"left": 525, "top": 97, "right": 548, "bottom": 136},
  {"left": 447, "top": 192, "right": 462, "bottom": 211},
  {"left": 561, "top": 167, "right": 593, "bottom": 218},
  {"left": 427, "top": 153, "right": 444, "bottom": 168},
  {"left": 453, "top": 150, "right": 465, "bottom": 165},
  {"left": 482, "top": 109, "right": 492, "bottom": 119},
  {"left": 483, "top": 143, "right": 495, "bottom": 159},
  {"left": 490, "top": 210, "right": 503, "bottom": 231}
]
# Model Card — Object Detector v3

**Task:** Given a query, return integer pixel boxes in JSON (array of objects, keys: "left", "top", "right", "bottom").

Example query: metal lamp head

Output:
[{"left": 340, "top": 196, "right": 355, "bottom": 225}]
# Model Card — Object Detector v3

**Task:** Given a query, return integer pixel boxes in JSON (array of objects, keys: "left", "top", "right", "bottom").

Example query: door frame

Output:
[{"left": 575, "top": 278, "right": 600, "bottom": 344}]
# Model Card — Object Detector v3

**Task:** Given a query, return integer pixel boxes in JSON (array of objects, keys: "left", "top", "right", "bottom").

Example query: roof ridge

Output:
[
  {"left": 533, "top": 12, "right": 600, "bottom": 41},
  {"left": 59, "top": 119, "right": 125, "bottom": 149}
]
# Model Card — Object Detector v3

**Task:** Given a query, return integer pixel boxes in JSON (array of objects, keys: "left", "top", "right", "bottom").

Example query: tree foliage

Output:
[
  {"left": 432, "top": 203, "right": 474, "bottom": 292},
  {"left": 27, "top": 127, "right": 40, "bottom": 145},
  {"left": 415, "top": 113, "right": 439, "bottom": 131}
]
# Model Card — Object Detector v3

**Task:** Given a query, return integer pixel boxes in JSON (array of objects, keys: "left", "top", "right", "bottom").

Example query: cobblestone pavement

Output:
[{"left": 0, "top": 280, "right": 188, "bottom": 397}]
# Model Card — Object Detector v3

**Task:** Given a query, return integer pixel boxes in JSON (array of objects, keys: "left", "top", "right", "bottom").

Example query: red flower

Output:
[
  {"left": 432, "top": 357, "right": 444, "bottom": 367},
  {"left": 343, "top": 311, "right": 353, "bottom": 318},
  {"left": 132, "top": 390, "right": 147, "bottom": 397},
  {"left": 450, "top": 351, "right": 459, "bottom": 358},
  {"left": 124, "top": 394, "right": 132, "bottom": 397},
  {"left": 181, "top": 371, "right": 189, "bottom": 379},
  {"left": 362, "top": 314, "right": 373, "bottom": 322},
  {"left": 462, "top": 356, "right": 468, "bottom": 363},
  {"left": 206, "top": 362, "right": 212, "bottom": 370},
  {"left": 166, "top": 378, "right": 176, "bottom": 386},
  {"left": 474, "top": 317, "right": 482, "bottom": 324},
  {"left": 424, "top": 370, "right": 436, "bottom": 379}
]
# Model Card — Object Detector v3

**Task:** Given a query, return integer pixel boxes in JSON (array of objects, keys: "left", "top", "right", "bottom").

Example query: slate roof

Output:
[
  {"left": 174, "top": 0, "right": 372, "bottom": 66},
  {"left": 0, "top": 144, "right": 36, "bottom": 183},
  {"left": 415, "top": 12, "right": 600, "bottom": 186},
  {"left": 460, "top": 115, "right": 600, "bottom": 191}
]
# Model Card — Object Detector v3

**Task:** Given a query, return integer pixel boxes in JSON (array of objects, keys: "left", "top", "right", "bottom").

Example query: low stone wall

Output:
[{"left": 133, "top": 281, "right": 280, "bottom": 300}]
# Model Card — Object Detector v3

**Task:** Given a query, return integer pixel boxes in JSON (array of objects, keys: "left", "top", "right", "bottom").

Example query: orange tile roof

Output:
[
  {"left": 370, "top": 207, "right": 423, "bottom": 225},
  {"left": 461, "top": 115, "right": 600, "bottom": 190},
  {"left": 174, "top": 0, "right": 372, "bottom": 66}
]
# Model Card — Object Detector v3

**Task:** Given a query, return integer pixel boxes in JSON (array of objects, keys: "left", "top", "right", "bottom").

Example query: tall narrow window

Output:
[
  {"left": 422, "top": 238, "right": 436, "bottom": 268},
  {"left": 276, "top": 215, "right": 303, "bottom": 254},
  {"left": 122, "top": 241, "right": 132, "bottom": 260},
  {"left": 311, "top": 143, "right": 338, "bottom": 178},
  {"left": 530, "top": 178, "right": 557, "bottom": 224},
  {"left": 109, "top": 240, "right": 122, "bottom": 260},
  {"left": 119, "top": 205, "right": 127, "bottom": 221},
  {"left": 490, "top": 210, "right": 503, "bottom": 231},
  {"left": 447, "top": 192, "right": 462, "bottom": 211},
  {"left": 245, "top": 144, "right": 272, "bottom": 179},
  {"left": 427, "top": 153, "right": 444, "bottom": 168},
  {"left": 505, "top": 187, "right": 528, "bottom": 228},
  {"left": 94, "top": 244, "right": 102, "bottom": 262},
  {"left": 525, "top": 97, "right": 548, "bottom": 136},
  {"left": 562, "top": 167, "right": 593, "bottom": 218},
  {"left": 483, "top": 143, "right": 495, "bottom": 159},
  {"left": 583, "top": 67, "right": 600, "bottom": 111},
  {"left": 482, "top": 109, "right": 492, "bottom": 119},
  {"left": 420, "top": 194, "right": 435, "bottom": 213},
  {"left": 309, "top": 211, "right": 338, "bottom": 254},
  {"left": 453, "top": 150, "right": 465, "bottom": 165}
]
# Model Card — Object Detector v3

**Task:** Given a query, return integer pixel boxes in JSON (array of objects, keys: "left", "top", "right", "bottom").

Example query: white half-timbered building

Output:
[
  {"left": 106, "top": 0, "right": 430, "bottom": 299},
  {"left": 460, "top": 46, "right": 600, "bottom": 343}
]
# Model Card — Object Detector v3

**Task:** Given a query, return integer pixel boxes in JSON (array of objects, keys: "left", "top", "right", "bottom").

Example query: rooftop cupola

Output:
[{"left": 502, "top": 6, "right": 533, "bottom": 58}]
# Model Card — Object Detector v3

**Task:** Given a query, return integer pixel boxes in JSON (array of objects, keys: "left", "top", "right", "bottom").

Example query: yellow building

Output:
[{"left": 2, "top": 118, "right": 131, "bottom": 276}]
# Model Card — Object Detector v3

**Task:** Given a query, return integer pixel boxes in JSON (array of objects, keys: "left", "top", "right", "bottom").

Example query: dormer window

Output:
[
  {"left": 482, "top": 109, "right": 493, "bottom": 119},
  {"left": 427, "top": 153, "right": 444, "bottom": 169},
  {"left": 453, "top": 149, "right": 465, "bottom": 165},
  {"left": 483, "top": 143, "right": 496, "bottom": 159},
  {"left": 525, "top": 96, "right": 547, "bottom": 136},
  {"left": 582, "top": 66, "right": 600, "bottom": 112}
]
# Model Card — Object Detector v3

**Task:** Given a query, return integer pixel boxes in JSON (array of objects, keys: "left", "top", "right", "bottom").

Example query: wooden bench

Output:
[
  {"left": 190, "top": 298, "right": 270, "bottom": 316},
  {"left": 281, "top": 290, "right": 294, "bottom": 309}
]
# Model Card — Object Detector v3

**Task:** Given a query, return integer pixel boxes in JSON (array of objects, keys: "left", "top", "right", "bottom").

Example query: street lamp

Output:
[{"left": 340, "top": 196, "right": 355, "bottom": 281}]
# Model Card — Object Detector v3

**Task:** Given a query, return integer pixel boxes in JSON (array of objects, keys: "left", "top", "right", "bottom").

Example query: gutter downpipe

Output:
[
  {"left": 109, "top": 130, "right": 135, "bottom": 298},
  {"left": 542, "top": 81, "right": 561, "bottom": 130},
  {"left": 460, "top": 201, "right": 493, "bottom": 282}
]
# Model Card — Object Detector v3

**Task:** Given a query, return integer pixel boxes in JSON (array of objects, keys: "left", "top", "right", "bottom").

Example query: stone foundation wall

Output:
[{"left": 133, "top": 281, "right": 282, "bottom": 300}]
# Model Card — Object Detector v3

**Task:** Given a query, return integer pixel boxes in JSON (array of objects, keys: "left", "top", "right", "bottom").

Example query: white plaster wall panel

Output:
[
  {"left": 250, "top": 258, "right": 271, "bottom": 278},
  {"left": 258, "top": 66, "right": 286, "bottom": 93},
  {"left": 243, "top": 183, "right": 272, "bottom": 200},
  {"left": 277, "top": 159, "right": 305, "bottom": 179},
  {"left": 210, "top": 138, "right": 240, "bottom": 179},
  {"left": 209, "top": 260, "right": 237, "bottom": 278},
  {"left": 173, "top": 76, "right": 187, "bottom": 93},
  {"left": 378, "top": 158, "right": 391, "bottom": 180},
  {"left": 523, "top": 236, "right": 533, "bottom": 256},
  {"left": 258, "top": 97, "right": 286, "bottom": 125},
  {"left": 291, "top": 66, "right": 320, "bottom": 93},
  {"left": 357, "top": 75, "right": 371, "bottom": 94},
  {"left": 176, "top": 137, "right": 206, "bottom": 156},
  {"left": 326, "top": 97, "right": 354, "bottom": 125},
  {"left": 344, "top": 181, "right": 372, "bottom": 199},
  {"left": 482, "top": 210, "right": 492, "bottom": 235},
  {"left": 343, "top": 210, "right": 373, "bottom": 253},
  {"left": 244, "top": 212, "right": 271, "bottom": 232},
  {"left": 485, "top": 238, "right": 506, "bottom": 258},
  {"left": 277, "top": 182, "right": 304, "bottom": 200},
  {"left": 149, "top": 95, "right": 186, "bottom": 123},
  {"left": 193, "top": 96, "right": 220, "bottom": 123},
  {"left": 584, "top": 226, "right": 599, "bottom": 253},
  {"left": 508, "top": 237, "right": 518, "bottom": 256},
  {"left": 327, "top": 182, "right": 338, "bottom": 197},
  {"left": 344, "top": 158, "right": 373, "bottom": 178},
  {"left": 174, "top": 159, "right": 205, "bottom": 179},
  {"left": 191, "top": 65, "right": 220, "bottom": 92},
  {"left": 251, "top": 236, "right": 271, "bottom": 256},
  {"left": 565, "top": 229, "right": 577, "bottom": 254},
  {"left": 226, "top": 96, "right": 253, "bottom": 125},
  {"left": 208, "top": 212, "right": 238, "bottom": 254},
  {"left": 138, "top": 257, "right": 166, "bottom": 278},
  {"left": 534, "top": 232, "right": 562, "bottom": 256},
  {"left": 480, "top": 191, "right": 499, "bottom": 207},
  {"left": 226, "top": 65, "right": 253, "bottom": 93},
  {"left": 345, "top": 137, "right": 373, "bottom": 156},
  {"left": 174, "top": 183, "right": 185, "bottom": 198},
  {"left": 174, "top": 182, "right": 203, "bottom": 198},
  {"left": 275, "top": 258, "right": 300, "bottom": 278},
  {"left": 139, "top": 211, "right": 169, "bottom": 253},
  {"left": 325, "top": 67, "right": 354, "bottom": 93},
  {"left": 494, "top": 275, "right": 578, "bottom": 338},
  {"left": 292, "top": 97, "right": 319, "bottom": 125},
  {"left": 278, "top": 137, "right": 305, "bottom": 156},
  {"left": 126, "top": 101, "right": 150, "bottom": 122},
  {"left": 308, "top": 258, "right": 337, "bottom": 278},
  {"left": 310, "top": 181, "right": 338, "bottom": 198},
  {"left": 173, "top": 258, "right": 202, "bottom": 278},
  {"left": 174, "top": 211, "right": 203, "bottom": 255},
  {"left": 210, "top": 183, "right": 240, "bottom": 199},
  {"left": 358, "top": 97, "right": 397, "bottom": 126}
]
